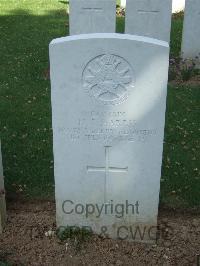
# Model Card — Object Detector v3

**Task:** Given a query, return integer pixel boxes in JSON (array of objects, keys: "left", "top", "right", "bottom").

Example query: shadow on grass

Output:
[
  {"left": 0, "top": 9, "right": 199, "bottom": 208},
  {"left": 0, "top": 8, "right": 124, "bottom": 200},
  {"left": 0, "top": 9, "right": 69, "bottom": 199}
]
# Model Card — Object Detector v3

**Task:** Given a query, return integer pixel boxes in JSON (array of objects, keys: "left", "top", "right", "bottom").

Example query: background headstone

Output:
[
  {"left": 125, "top": 0, "right": 172, "bottom": 42},
  {"left": 181, "top": 0, "right": 200, "bottom": 61},
  {"left": 50, "top": 33, "right": 169, "bottom": 242},
  {"left": 121, "top": 0, "right": 185, "bottom": 13},
  {"left": 0, "top": 141, "right": 6, "bottom": 233},
  {"left": 69, "top": 0, "right": 116, "bottom": 35}
]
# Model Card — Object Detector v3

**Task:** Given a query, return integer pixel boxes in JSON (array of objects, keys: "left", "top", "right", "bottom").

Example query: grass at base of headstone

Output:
[
  {"left": 0, "top": 0, "right": 199, "bottom": 207},
  {"left": 170, "top": 12, "right": 184, "bottom": 58},
  {"left": 56, "top": 226, "right": 93, "bottom": 252}
]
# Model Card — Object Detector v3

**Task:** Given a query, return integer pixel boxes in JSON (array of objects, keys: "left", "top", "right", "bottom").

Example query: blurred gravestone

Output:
[
  {"left": 121, "top": 0, "right": 185, "bottom": 13},
  {"left": 125, "top": 0, "right": 172, "bottom": 42},
  {"left": 0, "top": 141, "right": 6, "bottom": 233},
  {"left": 69, "top": 0, "right": 116, "bottom": 35},
  {"left": 181, "top": 0, "right": 200, "bottom": 62}
]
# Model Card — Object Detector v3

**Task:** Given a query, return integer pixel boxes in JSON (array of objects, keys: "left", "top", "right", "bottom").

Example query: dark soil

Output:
[{"left": 0, "top": 201, "right": 199, "bottom": 266}]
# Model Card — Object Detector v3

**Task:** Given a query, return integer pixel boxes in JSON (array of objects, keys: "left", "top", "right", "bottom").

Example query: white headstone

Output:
[
  {"left": 121, "top": 0, "right": 184, "bottom": 14},
  {"left": 0, "top": 141, "right": 6, "bottom": 233},
  {"left": 125, "top": 0, "right": 172, "bottom": 42},
  {"left": 69, "top": 0, "right": 116, "bottom": 35},
  {"left": 50, "top": 33, "right": 169, "bottom": 242},
  {"left": 181, "top": 0, "right": 200, "bottom": 60}
]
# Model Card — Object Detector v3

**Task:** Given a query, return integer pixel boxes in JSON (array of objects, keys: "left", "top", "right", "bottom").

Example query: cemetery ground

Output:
[{"left": 0, "top": 1, "right": 199, "bottom": 265}]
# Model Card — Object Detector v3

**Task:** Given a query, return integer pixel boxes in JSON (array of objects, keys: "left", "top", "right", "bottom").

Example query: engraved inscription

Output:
[
  {"left": 137, "top": 10, "right": 159, "bottom": 14},
  {"left": 82, "top": 7, "right": 103, "bottom": 12},
  {"left": 57, "top": 111, "right": 157, "bottom": 144},
  {"left": 82, "top": 54, "right": 134, "bottom": 105}
]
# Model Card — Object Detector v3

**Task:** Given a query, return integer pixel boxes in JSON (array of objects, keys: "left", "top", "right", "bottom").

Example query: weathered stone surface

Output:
[
  {"left": 181, "top": 0, "right": 200, "bottom": 61},
  {"left": 125, "top": 0, "right": 172, "bottom": 42},
  {"left": 50, "top": 33, "right": 169, "bottom": 242},
  {"left": 69, "top": 0, "right": 116, "bottom": 35},
  {"left": 121, "top": 0, "right": 185, "bottom": 13}
]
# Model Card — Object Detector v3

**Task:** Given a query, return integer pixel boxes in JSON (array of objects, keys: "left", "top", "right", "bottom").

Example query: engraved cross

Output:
[{"left": 87, "top": 146, "right": 128, "bottom": 202}]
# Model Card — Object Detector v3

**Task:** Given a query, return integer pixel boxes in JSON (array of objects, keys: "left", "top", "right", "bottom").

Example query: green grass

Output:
[
  {"left": 0, "top": 1, "right": 199, "bottom": 207},
  {"left": 0, "top": 0, "right": 67, "bottom": 198},
  {"left": 161, "top": 85, "right": 200, "bottom": 208},
  {"left": 170, "top": 14, "right": 184, "bottom": 58}
]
